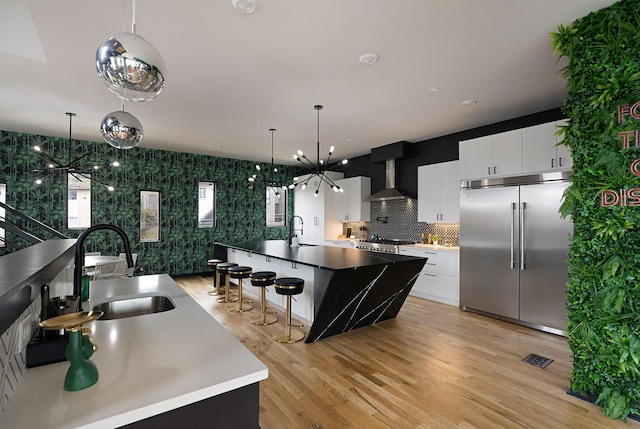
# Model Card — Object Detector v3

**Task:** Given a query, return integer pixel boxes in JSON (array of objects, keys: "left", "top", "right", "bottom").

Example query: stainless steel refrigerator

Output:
[{"left": 459, "top": 171, "right": 572, "bottom": 334}]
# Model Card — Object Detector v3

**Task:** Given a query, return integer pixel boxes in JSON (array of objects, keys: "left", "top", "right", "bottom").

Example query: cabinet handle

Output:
[
  {"left": 493, "top": 166, "right": 497, "bottom": 174},
  {"left": 487, "top": 166, "right": 491, "bottom": 175},
  {"left": 559, "top": 157, "right": 563, "bottom": 167},
  {"left": 266, "top": 255, "right": 271, "bottom": 262},
  {"left": 423, "top": 273, "right": 437, "bottom": 277},
  {"left": 425, "top": 262, "right": 437, "bottom": 266},
  {"left": 291, "top": 262, "right": 298, "bottom": 269},
  {"left": 551, "top": 158, "right": 555, "bottom": 168}
]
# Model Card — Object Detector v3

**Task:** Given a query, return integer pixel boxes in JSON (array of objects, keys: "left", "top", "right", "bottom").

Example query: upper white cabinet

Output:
[
  {"left": 332, "top": 176, "right": 371, "bottom": 222},
  {"left": 461, "top": 130, "right": 522, "bottom": 180},
  {"left": 417, "top": 161, "right": 460, "bottom": 223},
  {"left": 522, "top": 120, "right": 572, "bottom": 173},
  {"left": 460, "top": 121, "right": 572, "bottom": 181},
  {"left": 293, "top": 172, "right": 343, "bottom": 241}
]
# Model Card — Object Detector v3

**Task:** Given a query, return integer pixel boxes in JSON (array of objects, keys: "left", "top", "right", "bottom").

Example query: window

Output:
[
  {"left": 67, "top": 174, "right": 91, "bottom": 229},
  {"left": 0, "top": 183, "right": 5, "bottom": 247},
  {"left": 198, "top": 182, "right": 216, "bottom": 228},
  {"left": 140, "top": 191, "right": 160, "bottom": 242},
  {"left": 266, "top": 187, "right": 286, "bottom": 227}
]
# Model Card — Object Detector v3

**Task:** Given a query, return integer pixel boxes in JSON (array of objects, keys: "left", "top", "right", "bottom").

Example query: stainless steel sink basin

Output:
[{"left": 93, "top": 295, "right": 176, "bottom": 320}]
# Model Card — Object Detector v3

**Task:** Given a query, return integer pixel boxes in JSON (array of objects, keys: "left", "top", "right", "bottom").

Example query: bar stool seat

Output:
[
  {"left": 249, "top": 271, "right": 278, "bottom": 325},
  {"left": 227, "top": 266, "right": 253, "bottom": 312},
  {"left": 207, "top": 259, "right": 224, "bottom": 296},
  {"left": 216, "top": 262, "right": 238, "bottom": 303},
  {"left": 273, "top": 277, "right": 305, "bottom": 343}
]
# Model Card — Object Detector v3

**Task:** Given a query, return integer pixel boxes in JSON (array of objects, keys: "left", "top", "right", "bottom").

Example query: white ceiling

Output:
[{"left": 0, "top": 0, "right": 617, "bottom": 165}]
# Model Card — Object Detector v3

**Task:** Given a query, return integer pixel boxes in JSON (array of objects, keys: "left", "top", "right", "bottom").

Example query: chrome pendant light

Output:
[
  {"left": 95, "top": 0, "right": 166, "bottom": 102},
  {"left": 289, "top": 105, "right": 348, "bottom": 196},
  {"left": 248, "top": 128, "right": 289, "bottom": 197},
  {"left": 100, "top": 103, "right": 144, "bottom": 149}
]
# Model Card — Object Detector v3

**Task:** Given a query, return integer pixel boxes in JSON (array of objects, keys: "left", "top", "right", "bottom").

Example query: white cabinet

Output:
[
  {"left": 293, "top": 172, "right": 343, "bottom": 241},
  {"left": 417, "top": 161, "right": 460, "bottom": 223},
  {"left": 332, "top": 176, "right": 371, "bottom": 222},
  {"left": 460, "top": 121, "right": 572, "bottom": 181},
  {"left": 460, "top": 130, "right": 522, "bottom": 180},
  {"left": 522, "top": 120, "right": 572, "bottom": 173},
  {"left": 398, "top": 247, "right": 459, "bottom": 306}
]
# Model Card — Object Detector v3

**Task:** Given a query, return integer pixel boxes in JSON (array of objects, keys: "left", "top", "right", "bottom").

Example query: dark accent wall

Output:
[
  {"left": 343, "top": 107, "right": 564, "bottom": 196},
  {"left": 0, "top": 131, "right": 306, "bottom": 276}
]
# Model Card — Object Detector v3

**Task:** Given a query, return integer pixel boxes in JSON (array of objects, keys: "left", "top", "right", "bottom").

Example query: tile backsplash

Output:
[{"left": 344, "top": 199, "right": 460, "bottom": 246}]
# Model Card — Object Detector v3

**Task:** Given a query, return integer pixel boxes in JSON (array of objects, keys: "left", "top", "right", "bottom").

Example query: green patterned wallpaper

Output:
[{"left": 0, "top": 130, "right": 305, "bottom": 276}]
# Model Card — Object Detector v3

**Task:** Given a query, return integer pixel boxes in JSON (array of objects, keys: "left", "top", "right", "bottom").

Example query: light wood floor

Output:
[{"left": 175, "top": 276, "right": 635, "bottom": 429}]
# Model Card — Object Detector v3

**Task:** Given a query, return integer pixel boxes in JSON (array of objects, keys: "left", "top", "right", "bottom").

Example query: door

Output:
[
  {"left": 518, "top": 182, "right": 572, "bottom": 331},
  {"left": 460, "top": 186, "right": 520, "bottom": 319}
]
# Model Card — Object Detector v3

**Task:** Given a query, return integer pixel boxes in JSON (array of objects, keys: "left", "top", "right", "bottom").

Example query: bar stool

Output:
[
  {"left": 207, "top": 259, "right": 224, "bottom": 296},
  {"left": 216, "top": 263, "right": 238, "bottom": 304},
  {"left": 273, "top": 277, "right": 305, "bottom": 343},
  {"left": 249, "top": 271, "right": 278, "bottom": 325},
  {"left": 227, "top": 266, "right": 253, "bottom": 312}
]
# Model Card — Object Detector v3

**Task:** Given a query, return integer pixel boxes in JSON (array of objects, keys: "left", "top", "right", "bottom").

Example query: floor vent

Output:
[{"left": 522, "top": 353, "right": 553, "bottom": 369}]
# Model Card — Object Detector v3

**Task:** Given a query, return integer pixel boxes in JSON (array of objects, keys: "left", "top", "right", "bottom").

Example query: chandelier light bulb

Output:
[
  {"left": 342, "top": 159, "right": 348, "bottom": 165},
  {"left": 314, "top": 190, "right": 319, "bottom": 196},
  {"left": 256, "top": 164, "right": 261, "bottom": 171},
  {"left": 48, "top": 163, "right": 55, "bottom": 168},
  {"left": 329, "top": 146, "right": 335, "bottom": 154},
  {"left": 301, "top": 183, "right": 307, "bottom": 190},
  {"left": 248, "top": 177, "right": 255, "bottom": 182},
  {"left": 35, "top": 179, "right": 42, "bottom": 185},
  {"left": 33, "top": 145, "right": 42, "bottom": 152},
  {"left": 107, "top": 186, "right": 115, "bottom": 192},
  {"left": 93, "top": 165, "right": 100, "bottom": 170},
  {"left": 112, "top": 161, "right": 121, "bottom": 167}
]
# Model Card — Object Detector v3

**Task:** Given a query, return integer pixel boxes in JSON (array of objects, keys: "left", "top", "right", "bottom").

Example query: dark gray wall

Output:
[{"left": 342, "top": 107, "right": 564, "bottom": 196}]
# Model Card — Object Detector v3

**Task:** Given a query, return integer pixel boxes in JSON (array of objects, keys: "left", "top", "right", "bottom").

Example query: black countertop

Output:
[{"left": 216, "top": 240, "right": 423, "bottom": 270}]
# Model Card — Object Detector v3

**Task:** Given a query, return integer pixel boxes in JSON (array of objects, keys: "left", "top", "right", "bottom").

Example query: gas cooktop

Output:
[{"left": 360, "top": 238, "right": 415, "bottom": 245}]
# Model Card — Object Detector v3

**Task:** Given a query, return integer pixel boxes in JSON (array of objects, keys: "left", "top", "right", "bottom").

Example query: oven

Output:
[{"left": 354, "top": 239, "right": 415, "bottom": 254}]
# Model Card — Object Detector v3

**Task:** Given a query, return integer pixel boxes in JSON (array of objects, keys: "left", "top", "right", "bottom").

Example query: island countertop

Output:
[
  {"left": 0, "top": 274, "right": 268, "bottom": 429},
  {"left": 217, "top": 240, "right": 423, "bottom": 270}
]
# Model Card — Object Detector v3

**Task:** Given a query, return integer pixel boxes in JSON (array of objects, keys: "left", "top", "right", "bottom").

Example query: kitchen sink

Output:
[{"left": 93, "top": 295, "right": 176, "bottom": 320}]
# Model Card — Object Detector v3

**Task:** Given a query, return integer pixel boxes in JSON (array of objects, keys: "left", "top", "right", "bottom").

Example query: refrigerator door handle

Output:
[
  {"left": 520, "top": 202, "right": 526, "bottom": 270},
  {"left": 510, "top": 202, "right": 516, "bottom": 269}
]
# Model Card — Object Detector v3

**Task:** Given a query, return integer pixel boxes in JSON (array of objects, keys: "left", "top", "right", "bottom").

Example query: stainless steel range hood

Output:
[{"left": 364, "top": 159, "right": 416, "bottom": 201}]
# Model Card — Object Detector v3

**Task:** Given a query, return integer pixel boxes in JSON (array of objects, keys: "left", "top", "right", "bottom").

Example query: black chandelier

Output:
[
  {"left": 289, "top": 105, "right": 348, "bottom": 196},
  {"left": 31, "top": 112, "right": 119, "bottom": 191},
  {"left": 248, "top": 128, "right": 289, "bottom": 198}
]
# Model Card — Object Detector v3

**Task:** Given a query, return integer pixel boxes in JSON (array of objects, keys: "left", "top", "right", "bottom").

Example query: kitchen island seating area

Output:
[
  {"left": 216, "top": 262, "right": 238, "bottom": 304},
  {"left": 207, "top": 258, "right": 224, "bottom": 296},
  {"left": 215, "top": 240, "right": 427, "bottom": 342},
  {"left": 273, "top": 277, "right": 306, "bottom": 343}
]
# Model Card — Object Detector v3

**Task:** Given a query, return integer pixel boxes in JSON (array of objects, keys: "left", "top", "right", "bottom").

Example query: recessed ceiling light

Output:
[
  {"left": 346, "top": 138, "right": 356, "bottom": 142},
  {"left": 232, "top": 0, "right": 257, "bottom": 14},
  {"left": 257, "top": 120, "right": 268, "bottom": 125},
  {"left": 358, "top": 53, "right": 379, "bottom": 65},
  {"left": 429, "top": 87, "right": 441, "bottom": 93},
  {"left": 462, "top": 99, "right": 478, "bottom": 106}
]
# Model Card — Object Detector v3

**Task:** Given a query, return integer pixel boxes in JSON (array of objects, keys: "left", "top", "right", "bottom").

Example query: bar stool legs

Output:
[
  {"left": 273, "top": 277, "right": 305, "bottom": 343},
  {"left": 249, "top": 271, "right": 278, "bottom": 326},
  {"left": 215, "top": 263, "right": 238, "bottom": 304},
  {"left": 227, "top": 266, "right": 253, "bottom": 312},
  {"left": 207, "top": 259, "right": 223, "bottom": 296}
]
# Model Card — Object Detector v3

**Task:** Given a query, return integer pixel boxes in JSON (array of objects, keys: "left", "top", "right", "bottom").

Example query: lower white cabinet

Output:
[
  {"left": 398, "top": 247, "right": 459, "bottom": 306},
  {"left": 226, "top": 251, "right": 316, "bottom": 324}
]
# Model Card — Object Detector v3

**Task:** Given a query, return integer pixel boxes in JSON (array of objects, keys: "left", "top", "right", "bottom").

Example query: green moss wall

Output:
[
  {"left": 552, "top": 0, "right": 640, "bottom": 421},
  {"left": 0, "top": 130, "right": 305, "bottom": 276}
]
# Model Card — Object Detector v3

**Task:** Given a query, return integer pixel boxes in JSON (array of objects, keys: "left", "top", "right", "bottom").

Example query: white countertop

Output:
[{"left": 0, "top": 274, "right": 268, "bottom": 429}]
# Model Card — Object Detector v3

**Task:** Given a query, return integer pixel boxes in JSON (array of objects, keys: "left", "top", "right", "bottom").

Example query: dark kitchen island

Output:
[{"left": 215, "top": 240, "right": 426, "bottom": 342}]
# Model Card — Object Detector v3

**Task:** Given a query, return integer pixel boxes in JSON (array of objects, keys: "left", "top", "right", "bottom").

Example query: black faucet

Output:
[
  {"left": 289, "top": 215, "right": 304, "bottom": 245},
  {"left": 73, "top": 224, "right": 134, "bottom": 311}
]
